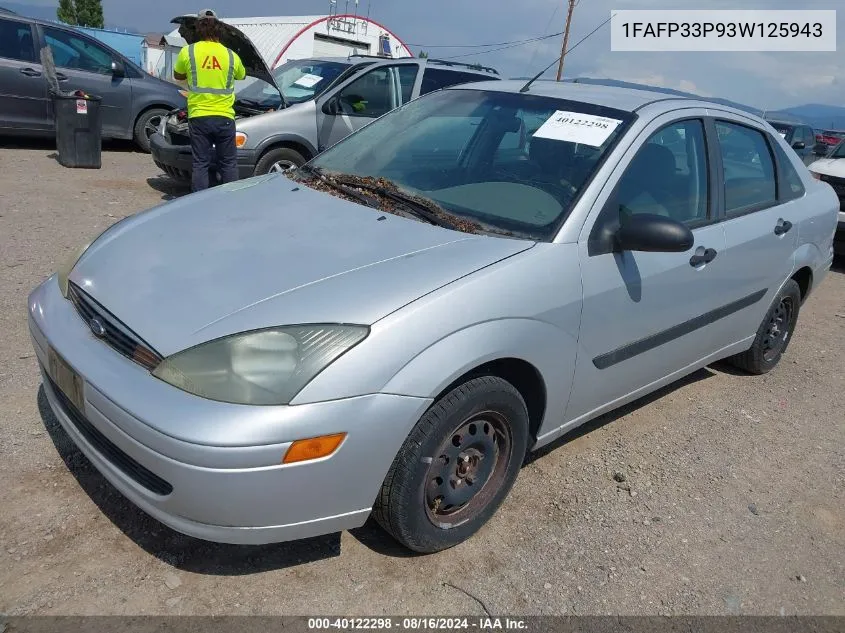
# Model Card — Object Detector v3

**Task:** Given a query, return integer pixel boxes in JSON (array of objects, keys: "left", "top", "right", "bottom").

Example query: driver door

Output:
[
  {"left": 38, "top": 25, "right": 133, "bottom": 138},
  {"left": 566, "top": 112, "right": 735, "bottom": 424},
  {"left": 316, "top": 63, "right": 420, "bottom": 152}
]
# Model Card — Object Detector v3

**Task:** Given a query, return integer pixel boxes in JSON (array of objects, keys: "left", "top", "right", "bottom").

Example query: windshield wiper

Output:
[
  {"left": 296, "top": 165, "right": 376, "bottom": 207},
  {"left": 332, "top": 177, "right": 461, "bottom": 230}
]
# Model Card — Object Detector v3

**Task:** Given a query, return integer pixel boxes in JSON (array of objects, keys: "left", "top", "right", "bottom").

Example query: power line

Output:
[
  {"left": 407, "top": 32, "right": 564, "bottom": 50},
  {"left": 519, "top": 12, "right": 617, "bottom": 93},
  {"left": 524, "top": 0, "right": 562, "bottom": 76},
  {"left": 443, "top": 32, "right": 564, "bottom": 59}
]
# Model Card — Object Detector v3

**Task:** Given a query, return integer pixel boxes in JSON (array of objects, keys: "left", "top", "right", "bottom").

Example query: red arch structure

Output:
[{"left": 271, "top": 14, "right": 413, "bottom": 68}]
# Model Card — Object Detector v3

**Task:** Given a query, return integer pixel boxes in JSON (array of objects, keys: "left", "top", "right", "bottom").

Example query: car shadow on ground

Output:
[
  {"left": 0, "top": 136, "right": 137, "bottom": 154},
  {"left": 146, "top": 175, "right": 191, "bottom": 201},
  {"left": 36, "top": 385, "right": 342, "bottom": 574},
  {"left": 525, "top": 367, "right": 716, "bottom": 465}
]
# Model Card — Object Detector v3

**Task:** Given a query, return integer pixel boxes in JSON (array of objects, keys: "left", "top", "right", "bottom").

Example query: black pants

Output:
[{"left": 189, "top": 115, "right": 238, "bottom": 192}]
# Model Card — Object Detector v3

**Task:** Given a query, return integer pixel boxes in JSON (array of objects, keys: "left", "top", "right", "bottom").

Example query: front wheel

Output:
[
  {"left": 133, "top": 108, "right": 169, "bottom": 153},
  {"left": 254, "top": 147, "right": 306, "bottom": 176},
  {"left": 374, "top": 376, "right": 529, "bottom": 553},
  {"left": 727, "top": 279, "right": 801, "bottom": 375}
]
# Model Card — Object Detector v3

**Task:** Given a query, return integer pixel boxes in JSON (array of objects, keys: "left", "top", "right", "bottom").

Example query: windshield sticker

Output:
[
  {"left": 293, "top": 73, "right": 323, "bottom": 88},
  {"left": 533, "top": 111, "right": 623, "bottom": 147},
  {"left": 778, "top": 132, "right": 787, "bottom": 138}
]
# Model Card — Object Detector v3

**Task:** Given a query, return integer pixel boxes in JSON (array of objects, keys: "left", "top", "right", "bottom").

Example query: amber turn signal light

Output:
[
  {"left": 235, "top": 132, "right": 248, "bottom": 148},
  {"left": 283, "top": 433, "right": 346, "bottom": 464}
]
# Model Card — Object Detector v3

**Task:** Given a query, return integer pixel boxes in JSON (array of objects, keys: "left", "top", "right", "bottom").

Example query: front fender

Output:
[{"left": 380, "top": 319, "right": 577, "bottom": 441}]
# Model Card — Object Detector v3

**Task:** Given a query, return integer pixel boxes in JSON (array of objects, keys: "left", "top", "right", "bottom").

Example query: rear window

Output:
[{"left": 420, "top": 67, "right": 495, "bottom": 96}]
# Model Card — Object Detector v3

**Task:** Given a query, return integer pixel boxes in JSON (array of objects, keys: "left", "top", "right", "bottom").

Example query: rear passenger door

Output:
[
  {"left": 0, "top": 16, "right": 50, "bottom": 132},
  {"left": 316, "top": 63, "right": 419, "bottom": 151},
  {"left": 712, "top": 118, "right": 801, "bottom": 341}
]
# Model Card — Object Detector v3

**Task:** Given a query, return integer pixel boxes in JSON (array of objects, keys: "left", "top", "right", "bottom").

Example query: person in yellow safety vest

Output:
[{"left": 173, "top": 9, "right": 246, "bottom": 192}]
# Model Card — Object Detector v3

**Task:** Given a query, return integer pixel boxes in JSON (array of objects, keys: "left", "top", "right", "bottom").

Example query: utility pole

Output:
[{"left": 556, "top": 0, "right": 577, "bottom": 81}]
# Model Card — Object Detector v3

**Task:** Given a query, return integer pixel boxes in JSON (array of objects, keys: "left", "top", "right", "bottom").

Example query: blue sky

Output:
[{"left": 22, "top": 0, "right": 845, "bottom": 110}]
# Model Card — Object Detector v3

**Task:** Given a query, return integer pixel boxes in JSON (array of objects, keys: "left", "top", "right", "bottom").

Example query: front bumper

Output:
[
  {"left": 150, "top": 132, "right": 258, "bottom": 181},
  {"left": 28, "top": 275, "right": 432, "bottom": 544}
]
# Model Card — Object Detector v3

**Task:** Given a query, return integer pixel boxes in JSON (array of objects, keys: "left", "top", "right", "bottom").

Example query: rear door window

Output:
[{"left": 716, "top": 121, "right": 777, "bottom": 215}]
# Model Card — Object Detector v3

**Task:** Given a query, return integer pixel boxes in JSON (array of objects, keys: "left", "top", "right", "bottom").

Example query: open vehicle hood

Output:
[
  {"left": 170, "top": 15, "right": 282, "bottom": 99},
  {"left": 69, "top": 175, "right": 535, "bottom": 357}
]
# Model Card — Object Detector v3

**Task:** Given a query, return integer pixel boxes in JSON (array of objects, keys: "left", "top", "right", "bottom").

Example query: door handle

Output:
[
  {"left": 20, "top": 67, "right": 41, "bottom": 77},
  {"left": 774, "top": 219, "right": 793, "bottom": 236},
  {"left": 690, "top": 247, "right": 718, "bottom": 267},
  {"left": 55, "top": 73, "right": 69, "bottom": 81}
]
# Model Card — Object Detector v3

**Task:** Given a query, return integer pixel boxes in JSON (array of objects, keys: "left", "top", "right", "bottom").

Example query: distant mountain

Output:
[{"left": 765, "top": 104, "right": 845, "bottom": 132}]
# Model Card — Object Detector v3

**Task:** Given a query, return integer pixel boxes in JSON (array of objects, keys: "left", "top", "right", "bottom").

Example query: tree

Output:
[
  {"left": 75, "top": 0, "right": 104, "bottom": 28},
  {"left": 57, "top": 0, "right": 104, "bottom": 28},
  {"left": 56, "top": 0, "right": 77, "bottom": 25},
  {"left": 418, "top": 50, "right": 429, "bottom": 58}
]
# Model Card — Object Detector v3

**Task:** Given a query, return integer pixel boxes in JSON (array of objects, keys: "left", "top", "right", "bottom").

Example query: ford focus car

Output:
[{"left": 29, "top": 80, "right": 839, "bottom": 553}]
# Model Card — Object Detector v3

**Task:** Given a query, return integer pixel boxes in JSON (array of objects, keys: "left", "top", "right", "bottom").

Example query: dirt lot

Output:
[{"left": 0, "top": 142, "right": 843, "bottom": 617}]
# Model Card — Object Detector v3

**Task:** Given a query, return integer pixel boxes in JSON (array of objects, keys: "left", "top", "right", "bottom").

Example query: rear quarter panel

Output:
[{"left": 794, "top": 179, "right": 839, "bottom": 289}]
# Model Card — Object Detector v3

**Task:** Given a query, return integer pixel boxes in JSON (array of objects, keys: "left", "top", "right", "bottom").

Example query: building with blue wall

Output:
[{"left": 75, "top": 26, "right": 144, "bottom": 66}]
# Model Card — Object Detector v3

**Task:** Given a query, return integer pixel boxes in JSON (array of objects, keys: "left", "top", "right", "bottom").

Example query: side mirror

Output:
[
  {"left": 616, "top": 213, "right": 694, "bottom": 253},
  {"left": 322, "top": 95, "right": 341, "bottom": 115},
  {"left": 792, "top": 141, "right": 806, "bottom": 150},
  {"left": 111, "top": 60, "right": 126, "bottom": 77}
]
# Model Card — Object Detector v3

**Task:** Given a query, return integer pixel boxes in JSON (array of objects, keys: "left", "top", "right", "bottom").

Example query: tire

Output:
[
  {"left": 254, "top": 146, "right": 307, "bottom": 176},
  {"left": 374, "top": 376, "right": 529, "bottom": 554},
  {"left": 727, "top": 279, "right": 801, "bottom": 375},
  {"left": 133, "top": 108, "right": 169, "bottom": 153}
]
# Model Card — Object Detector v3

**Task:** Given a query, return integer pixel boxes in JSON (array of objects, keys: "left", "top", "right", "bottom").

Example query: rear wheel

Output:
[
  {"left": 254, "top": 147, "right": 306, "bottom": 176},
  {"left": 374, "top": 376, "right": 529, "bottom": 553},
  {"left": 133, "top": 108, "right": 169, "bottom": 153},
  {"left": 727, "top": 279, "right": 801, "bottom": 375}
]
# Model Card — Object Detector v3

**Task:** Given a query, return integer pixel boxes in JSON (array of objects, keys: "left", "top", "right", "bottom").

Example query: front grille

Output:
[
  {"left": 68, "top": 282, "right": 163, "bottom": 371},
  {"left": 45, "top": 371, "right": 173, "bottom": 496}
]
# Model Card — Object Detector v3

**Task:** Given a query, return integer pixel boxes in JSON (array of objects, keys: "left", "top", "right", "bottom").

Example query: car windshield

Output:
[
  {"left": 236, "top": 59, "right": 349, "bottom": 108},
  {"left": 305, "top": 88, "right": 634, "bottom": 240},
  {"left": 831, "top": 140, "right": 845, "bottom": 159}
]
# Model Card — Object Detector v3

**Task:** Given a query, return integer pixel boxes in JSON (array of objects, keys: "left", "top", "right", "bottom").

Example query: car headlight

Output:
[
  {"left": 235, "top": 131, "right": 248, "bottom": 147},
  {"left": 57, "top": 214, "right": 136, "bottom": 298},
  {"left": 152, "top": 325, "right": 369, "bottom": 405}
]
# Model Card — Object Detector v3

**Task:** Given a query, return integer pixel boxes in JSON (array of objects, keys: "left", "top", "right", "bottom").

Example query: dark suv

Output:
[{"left": 0, "top": 10, "right": 184, "bottom": 151}]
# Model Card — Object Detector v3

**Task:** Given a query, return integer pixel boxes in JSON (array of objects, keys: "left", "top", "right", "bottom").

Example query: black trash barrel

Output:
[{"left": 52, "top": 93, "right": 103, "bottom": 169}]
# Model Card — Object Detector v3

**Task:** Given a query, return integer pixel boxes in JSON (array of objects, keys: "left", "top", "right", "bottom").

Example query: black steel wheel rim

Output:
[
  {"left": 424, "top": 411, "right": 512, "bottom": 528},
  {"left": 762, "top": 296, "right": 794, "bottom": 362}
]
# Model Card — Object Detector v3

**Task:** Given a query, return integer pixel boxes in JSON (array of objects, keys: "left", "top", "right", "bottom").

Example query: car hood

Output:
[
  {"left": 809, "top": 157, "right": 845, "bottom": 178},
  {"left": 69, "top": 175, "right": 534, "bottom": 357},
  {"left": 171, "top": 15, "right": 281, "bottom": 96}
]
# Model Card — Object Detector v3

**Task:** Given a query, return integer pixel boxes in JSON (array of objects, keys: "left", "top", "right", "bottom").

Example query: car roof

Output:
[{"left": 448, "top": 79, "right": 769, "bottom": 118}]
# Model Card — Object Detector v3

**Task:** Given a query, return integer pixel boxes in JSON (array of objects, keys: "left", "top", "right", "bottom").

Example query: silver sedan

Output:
[{"left": 28, "top": 80, "right": 839, "bottom": 553}]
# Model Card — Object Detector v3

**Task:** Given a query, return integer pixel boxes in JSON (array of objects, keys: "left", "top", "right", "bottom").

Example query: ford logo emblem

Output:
[{"left": 89, "top": 317, "right": 106, "bottom": 338}]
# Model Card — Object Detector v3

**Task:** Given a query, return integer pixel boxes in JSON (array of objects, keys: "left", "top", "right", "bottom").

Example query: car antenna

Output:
[{"left": 519, "top": 12, "right": 617, "bottom": 93}]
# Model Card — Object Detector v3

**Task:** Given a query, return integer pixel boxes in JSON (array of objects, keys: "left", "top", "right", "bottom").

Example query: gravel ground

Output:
[{"left": 0, "top": 142, "right": 843, "bottom": 616}]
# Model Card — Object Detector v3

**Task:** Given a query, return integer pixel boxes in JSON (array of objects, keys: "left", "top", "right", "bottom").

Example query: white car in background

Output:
[{"left": 809, "top": 139, "right": 845, "bottom": 255}]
